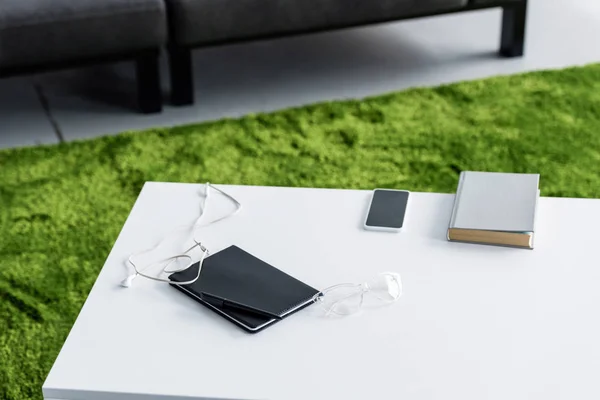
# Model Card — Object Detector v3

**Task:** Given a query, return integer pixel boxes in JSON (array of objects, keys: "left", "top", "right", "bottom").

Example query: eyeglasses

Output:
[
  {"left": 121, "top": 183, "right": 241, "bottom": 288},
  {"left": 312, "top": 272, "right": 402, "bottom": 316}
]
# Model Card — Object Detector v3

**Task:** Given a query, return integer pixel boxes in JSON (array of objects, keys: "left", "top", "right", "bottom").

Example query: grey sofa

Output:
[
  {"left": 0, "top": 0, "right": 527, "bottom": 113},
  {"left": 165, "top": 0, "right": 528, "bottom": 106},
  {"left": 0, "top": 0, "right": 167, "bottom": 113}
]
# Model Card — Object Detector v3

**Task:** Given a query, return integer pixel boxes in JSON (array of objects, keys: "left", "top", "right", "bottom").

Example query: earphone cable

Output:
[{"left": 121, "top": 183, "right": 241, "bottom": 288}]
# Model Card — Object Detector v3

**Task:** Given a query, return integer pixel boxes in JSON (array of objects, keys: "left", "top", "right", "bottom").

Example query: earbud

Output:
[{"left": 120, "top": 274, "right": 137, "bottom": 288}]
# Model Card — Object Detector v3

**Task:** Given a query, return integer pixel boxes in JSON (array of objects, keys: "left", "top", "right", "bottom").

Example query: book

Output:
[
  {"left": 447, "top": 171, "right": 540, "bottom": 249},
  {"left": 169, "top": 245, "right": 319, "bottom": 333}
]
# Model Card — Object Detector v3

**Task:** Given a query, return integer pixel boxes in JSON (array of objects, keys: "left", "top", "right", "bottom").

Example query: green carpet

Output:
[{"left": 2, "top": 63, "right": 600, "bottom": 399}]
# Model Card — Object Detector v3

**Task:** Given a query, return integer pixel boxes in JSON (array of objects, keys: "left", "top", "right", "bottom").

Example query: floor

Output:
[{"left": 1, "top": 0, "right": 599, "bottom": 150}]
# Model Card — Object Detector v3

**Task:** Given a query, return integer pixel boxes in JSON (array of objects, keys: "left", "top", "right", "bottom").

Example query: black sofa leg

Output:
[
  {"left": 169, "top": 47, "right": 194, "bottom": 106},
  {"left": 135, "top": 51, "right": 162, "bottom": 114},
  {"left": 500, "top": 1, "right": 528, "bottom": 57}
]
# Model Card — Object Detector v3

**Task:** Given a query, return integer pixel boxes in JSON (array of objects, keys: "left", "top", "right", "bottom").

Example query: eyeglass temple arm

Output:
[{"left": 315, "top": 283, "right": 364, "bottom": 315}]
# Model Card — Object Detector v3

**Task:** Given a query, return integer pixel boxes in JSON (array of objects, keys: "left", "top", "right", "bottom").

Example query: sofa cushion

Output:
[
  {"left": 0, "top": 0, "right": 167, "bottom": 70},
  {"left": 166, "top": 0, "right": 469, "bottom": 46},
  {"left": 472, "top": 0, "right": 523, "bottom": 3}
]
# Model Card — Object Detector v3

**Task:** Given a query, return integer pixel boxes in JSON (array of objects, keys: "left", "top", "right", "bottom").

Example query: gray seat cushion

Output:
[
  {"left": 472, "top": 0, "right": 523, "bottom": 4},
  {"left": 0, "top": 0, "right": 167, "bottom": 69},
  {"left": 166, "top": 0, "right": 468, "bottom": 46}
]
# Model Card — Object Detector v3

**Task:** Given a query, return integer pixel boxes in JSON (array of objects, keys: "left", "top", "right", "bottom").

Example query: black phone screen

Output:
[{"left": 365, "top": 190, "right": 409, "bottom": 229}]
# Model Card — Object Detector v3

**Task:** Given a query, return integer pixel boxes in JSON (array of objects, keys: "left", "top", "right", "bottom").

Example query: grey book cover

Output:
[{"left": 449, "top": 171, "right": 540, "bottom": 236}]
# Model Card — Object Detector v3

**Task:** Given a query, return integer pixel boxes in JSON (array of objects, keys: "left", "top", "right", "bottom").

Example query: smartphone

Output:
[{"left": 363, "top": 189, "right": 410, "bottom": 232}]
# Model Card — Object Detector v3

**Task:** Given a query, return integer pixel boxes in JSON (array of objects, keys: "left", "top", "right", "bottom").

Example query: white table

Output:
[{"left": 43, "top": 182, "right": 600, "bottom": 400}]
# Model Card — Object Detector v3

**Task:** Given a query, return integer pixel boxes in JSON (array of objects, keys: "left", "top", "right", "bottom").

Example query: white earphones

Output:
[
  {"left": 121, "top": 183, "right": 241, "bottom": 288},
  {"left": 120, "top": 274, "right": 137, "bottom": 288}
]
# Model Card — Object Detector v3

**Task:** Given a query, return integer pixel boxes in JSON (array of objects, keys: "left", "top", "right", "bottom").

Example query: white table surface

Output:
[{"left": 43, "top": 182, "right": 600, "bottom": 400}]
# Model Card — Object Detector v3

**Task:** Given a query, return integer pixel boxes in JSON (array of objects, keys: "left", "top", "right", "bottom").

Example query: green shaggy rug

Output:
[{"left": 1, "top": 63, "right": 600, "bottom": 399}]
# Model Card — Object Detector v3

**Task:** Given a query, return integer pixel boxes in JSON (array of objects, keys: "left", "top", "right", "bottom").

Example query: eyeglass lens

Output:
[
  {"left": 317, "top": 273, "right": 402, "bottom": 316},
  {"left": 366, "top": 273, "right": 402, "bottom": 302}
]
